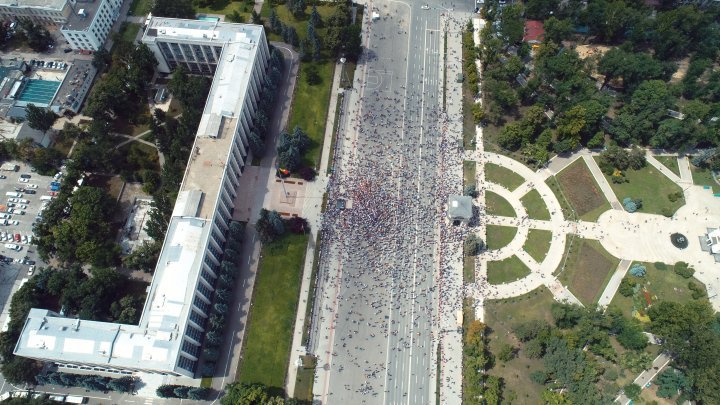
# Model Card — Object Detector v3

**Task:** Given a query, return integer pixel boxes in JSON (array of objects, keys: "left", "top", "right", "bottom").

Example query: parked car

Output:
[
  {"left": 4, "top": 243, "right": 20, "bottom": 251},
  {"left": 48, "top": 191, "right": 58, "bottom": 197},
  {"left": 25, "top": 190, "right": 36, "bottom": 194},
  {"left": 0, "top": 175, "right": 5, "bottom": 179},
  {"left": 27, "top": 184, "right": 37, "bottom": 189},
  {"left": 20, "top": 174, "right": 31, "bottom": 179},
  {"left": 27, "top": 265, "right": 35, "bottom": 275},
  {"left": 50, "top": 185, "right": 60, "bottom": 191},
  {"left": 9, "top": 220, "right": 19, "bottom": 226},
  {"left": 17, "top": 178, "right": 28, "bottom": 183}
]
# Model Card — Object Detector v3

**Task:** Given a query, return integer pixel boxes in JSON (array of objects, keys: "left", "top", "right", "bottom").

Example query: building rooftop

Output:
[
  {"left": 0, "top": 0, "right": 66, "bottom": 10},
  {"left": 448, "top": 195, "right": 473, "bottom": 219},
  {"left": 523, "top": 20, "right": 545, "bottom": 44},
  {"left": 61, "top": 0, "right": 106, "bottom": 32},
  {"left": 15, "top": 216, "right": 211, "bottom": 373},
  {"left": 15, "top": 19, "right": 267, "bottom": 376},
  {"left": 173, "top": 19, "right": 262, "bottom": 220},
  {"left": 143, "top": 17, "right": 263, "bottom": 45}
]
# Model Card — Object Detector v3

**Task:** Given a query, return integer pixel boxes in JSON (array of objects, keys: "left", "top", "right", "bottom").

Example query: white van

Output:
[
  {"left": 40, "top": 196, "right": 53, "bottom": 201},
  {"left": 5, "top": 192, "right": 20, "bottom": 198}
]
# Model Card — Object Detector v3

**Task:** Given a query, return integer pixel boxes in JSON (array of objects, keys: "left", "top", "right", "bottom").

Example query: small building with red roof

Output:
[{"left": 523, "top": 20, "right": 545, "bottom": 46}]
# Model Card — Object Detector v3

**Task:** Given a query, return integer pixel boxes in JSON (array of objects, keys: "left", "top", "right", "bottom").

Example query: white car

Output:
[
  {"left": 18, "top": 199, "right": 28, "bottom": 204},
  {"left": 7, "top": 198, "right": 18, "bottom": 203},
  {"left": 10, "top": 220, "right": 19, "bottom": 226},
  {"left": 21, "top": 235, "right": 27, "bottom": 243},
  {"left": 26, "top": 184, "right": 38, "bottom": 189},
  {"left": 4, "top": 243, "right": 20, "bottom": 251},
  {"left": 17, "top": 178, "right": 28, "bottom": 183},
  {"left": 16, "top": 210, "right": 24, "bottom": 216},
  {"left": 421, "top": 4, "right": 430, "bottom": 9},
  {"left": 27, "top": 265, "right": 35, "bottom": 275},
  {"left": 18, "top": 204, "right": 26, "bottom": 209}
]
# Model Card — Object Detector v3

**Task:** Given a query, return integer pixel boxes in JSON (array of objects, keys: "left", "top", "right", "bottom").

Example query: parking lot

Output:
[{"left": 0, "top": 160, "right": 59, "bottom": 269}]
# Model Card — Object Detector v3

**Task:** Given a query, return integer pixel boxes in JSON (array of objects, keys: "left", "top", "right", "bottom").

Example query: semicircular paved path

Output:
[{"left": 462, "top": 151, "right": 581, "bottom": 304}]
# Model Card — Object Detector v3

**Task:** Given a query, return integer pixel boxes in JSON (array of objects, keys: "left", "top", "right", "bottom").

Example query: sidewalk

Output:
[
  {"left": 285, "top": 61, "right": 343, "bottom": 397},
  {"left": 582, "top": 155, "right": 623, "bottom": 210},
  {"left": 597, "top": 259, "right": 631, "bottom": 308}
]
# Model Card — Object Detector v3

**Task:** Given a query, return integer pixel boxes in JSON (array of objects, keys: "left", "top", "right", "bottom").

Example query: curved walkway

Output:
[{"left": 464, "top": 151, "right": 583, "bottom": 306}]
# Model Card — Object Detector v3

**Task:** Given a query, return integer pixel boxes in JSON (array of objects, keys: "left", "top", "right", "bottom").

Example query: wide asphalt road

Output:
[{"left": 317, "top": 0, "right": 452, "bottom": 403}]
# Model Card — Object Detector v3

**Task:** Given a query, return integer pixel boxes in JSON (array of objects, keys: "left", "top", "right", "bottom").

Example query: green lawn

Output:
[
  {"left": 486, "top": 225, "right": 517, "bottom": 250},
  {"left": 487, "top": 255, "right": 531, "bottom": 284},
  {"left": 554, "top": 158, "right": 611, "bottom": 222},
  {"left": 484, "top": 162, "right": 525, "bottom": 191},
  {"left": 290, "top": 61, "right": 334, "bottom": 168},
  {"left": 558, "top": 238, "right": 619, "bottom": 306},
  {"left": 260, "top": 3, "right": 347, "bottom": 168},
  {"left": 128, "top": 0, "right": 152, "bottom": 16},
  {"left": 545, "top": 176, "right": 576, "bottom": 220},
  {"left": 523, "top": 229, "right": 552, "bottom": 263},
  {"left": 654, "top": 155, "right": 681, "bottom": 178},
  {"left": 597, "top": 159, "right": 685, "bottom": 217},
  {"left": 484, "top": 287, "right": 556, "bottom": 404},
  {"left": 464, "top": 256, "right": 475, "bottom": 284},
  {"left": 119, "top": 23, "right": 141, "bottom": 44},
  {"left": 261, "top": 3, "right": 339, "bottom": 42},
  {"left": 609, "top": 262, "right": 709, "bottom": 320},
  {"left": 195, "top": 0, "right": 253, "bottom": 17},
  {"left": 238, "top": 233, "right": 309, "bottom": 390},
  {"left": 520, "top": 189, "right": 550, "bottom": 221},
  {"left": 463, "top": 160, "right": 476, "bottom": 187},
  {"left": 485, "top": 190, "right": 515, "bottom": 217},
  {"left": 691, "top": 164, "right": 717, "bottom": 192},
  {"left": 293, "top": 355, "right": 316, "bottom": 401}
]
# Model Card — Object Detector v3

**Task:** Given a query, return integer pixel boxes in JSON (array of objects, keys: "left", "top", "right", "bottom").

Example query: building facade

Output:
[
  {"left": 60, "top": 0, "right": 123, "bottom": 51},
  {"left": 0, "top": 0, "right": 72, "bottom": 25},
  {"left": 14, "top": 19, "right": 270, "bottom": 378}
]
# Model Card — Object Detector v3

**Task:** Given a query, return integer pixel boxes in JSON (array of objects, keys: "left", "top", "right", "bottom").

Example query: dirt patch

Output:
[
  {"left": 575, "top": 44, "right": 612, "bottom": 59},
  {"left": 564, "top": 240, "right": 616, "bottom": 305},
  {"left": 670, "top": 57, "right": 690, "bottom": 83},
  {"left": 556, "top": 159, "right": 607, "bottom": 218}
]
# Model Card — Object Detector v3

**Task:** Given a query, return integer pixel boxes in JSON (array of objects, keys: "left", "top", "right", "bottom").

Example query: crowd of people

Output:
[{"left": 310, "top": 7, "right": 470, "bottom": 403}]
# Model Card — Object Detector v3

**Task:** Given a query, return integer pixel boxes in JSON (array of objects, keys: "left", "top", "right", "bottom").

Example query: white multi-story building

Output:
[
  {"left": 60, "top": 0, "right": 123, "bottom": 51},
  {"left": 13, "top": 19, "right": 269, "bottom": 378},
  {"left": 0, "top": 0, "right": 72, "bottom": 25}
]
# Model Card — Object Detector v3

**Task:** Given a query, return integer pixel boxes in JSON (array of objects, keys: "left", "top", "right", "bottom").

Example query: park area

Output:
[
  {"left": 557, "top": 238, "right": 619, "bottom": 306},
  {"left": 551, "top": 158, "right": 610, "bottom": 221},
  {"left": 690, "top": 164, "right": 717, "bottom": 192},
  {"left": 483, "top": 287, "right": 556, "bottom": 404},
  {"left": 486, "top": 225, "right": 517, "bottom": 250},
  {"left": 238, "top": 233, "right": 308, "bottom": 391},
  {"left": 484, "top": 162, "right": 525, "bottom": 191},
  {"left": 609, "top": 261, "right": 708, "bottom": 321},
  {"left": 520, "top": 189, "right": 550, "bottom": 220},
  {"left": 654, "top": 155, "right": 681, "bottom": 178},
  {"left": 486, "top": 255, "right": 531, "bottom": 284},
  {"left": 597, "top": 159, "right": 685, "bottom": 217},
  {"left": 485, "top": 191, "right": 515, "bottom": 217},
  {"left": 523, "top": 229, "right": 551, "bottom": 263}
]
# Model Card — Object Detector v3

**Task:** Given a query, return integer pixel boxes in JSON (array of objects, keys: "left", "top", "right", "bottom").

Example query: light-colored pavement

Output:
[
  {"left": 615, "top": 353, "right": 672, "bottom": 404},
  {"left": 597, "top": 259, "right": 632, "bottom": 308},
  {"left": 285, "top": 60, "right": 343, "bottom": 397},
  {"left": 646, "top": 153, "right": 682, "bottom": 184},
  {"left": 582, "top": 155, "right": 623, "bottom": 210}
]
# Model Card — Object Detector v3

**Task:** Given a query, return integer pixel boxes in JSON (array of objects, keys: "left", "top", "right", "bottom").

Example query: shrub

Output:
[
  {"left": 464, "top": 184, "right": 479, "bottom": 198},
  {"left": 530, "top": 370, "right": 547, "bottom": 384},
  {"left": 674, "top": 262, "right": 695, "bottom": 278},
  {"left": 688, "top": 281, "right": 705, "bottom": 299},
  {"left": 618, "top": 277, "right": 637, "bottom": 297},
  {"left": 299, "top": 166, "right": 316, "bottom": 181},
  {"left": 464, "top": 234, "right": 484, "bottom": 256},
  {"left": 654, "top": 262, "right": 667, "bottom": 270},
  {"left": 201, "top": 362, "right": 216, "bottom": 377},
  {"left": 286, "top": 216, "right": 309, "bottom": 234}
]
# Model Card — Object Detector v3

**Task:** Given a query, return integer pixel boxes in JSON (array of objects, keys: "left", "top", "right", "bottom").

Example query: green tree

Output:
[
  {"left": 152, "top": 0, "right": 195, "bottom": 18},
  {"left": 497, "top": 344, "right": 516, "bottom": 361},
  {"left": 463, "top": 233, "right": 483, "bottom": 256},
  {"left": 25, "top": 104, "right": 57, "bottom": 134},
  {"left": 221, "top": 382, "right": 270, "bottom": 405},
  {"left": 544, "top": 17, "right": 573, "bottom": 44},
  {"left": 499, "top": 4, "right": 525, "bottom": 44},
  {"left": 623, "top": 383, "right": 641, "bottom": 401}
]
